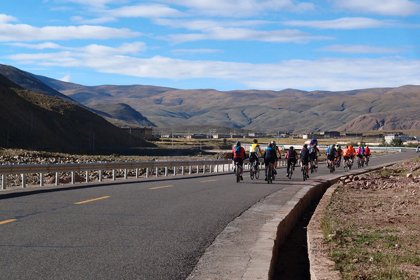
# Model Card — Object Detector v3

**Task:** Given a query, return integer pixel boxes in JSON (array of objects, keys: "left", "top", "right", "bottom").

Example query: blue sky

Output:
[{"left": 1, "top": 0, "right": 419, "bottom": 91}]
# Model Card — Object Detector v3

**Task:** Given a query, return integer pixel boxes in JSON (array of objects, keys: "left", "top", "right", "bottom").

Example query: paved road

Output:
[{"left": 0, "top": 150, "right": 416, "bottom": 280}]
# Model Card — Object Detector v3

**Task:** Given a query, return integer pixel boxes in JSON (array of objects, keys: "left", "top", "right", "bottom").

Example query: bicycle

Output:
[
  {"left": 266, "top": 162, "right": 275, "bottom": 184},
  {"left": 357, "top": 156, "right": 364, "bottom": 168},
  {"left": 336, "top": 157, "right": 341, "bottom": 168},
  {"left": 327, "top": 159, "right": 335, "bottom": 173},
  {"left": 302, "top": 163, "right": 309, "bottom": 181},
  {"left": 287, "top": 161, "right": 295, "bottom": 179},
  {"left": 309, "top": 159, "right": 317, "bottom": 173},
  {"left": 234, "top": 162, "right": 243, "bottom": 183},
  {"left": 344, "top": 158, "right": 353, "bottom": 171},
  {"left": 365, "top": 156, "right": 370, "bottom": 166},
  {"left": 249, "top": 160, "right": 260, "bottom": 180}
]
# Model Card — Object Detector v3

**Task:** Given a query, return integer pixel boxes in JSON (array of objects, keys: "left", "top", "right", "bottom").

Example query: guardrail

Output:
[{"left": 0, "top": 159, "right": 288, "bottom": 190}]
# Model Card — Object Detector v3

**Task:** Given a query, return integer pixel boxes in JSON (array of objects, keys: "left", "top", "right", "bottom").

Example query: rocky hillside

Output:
[
  {"left": 0, "top": 74, "right": 152, "bottom": 152},
  {"left": 0, "top": 64, "right": 73, "bottom": 102}
]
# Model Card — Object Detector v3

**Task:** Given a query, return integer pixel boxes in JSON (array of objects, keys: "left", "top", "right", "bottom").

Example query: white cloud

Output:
[
  {"left": 107, "top": 4, "right": 183, "bottom": 18},
  {"left": 320, "top": 44, "right": 402, "bottom": 54},
  {"left": 60, "top": 74, "right": 71, "bottom": 82},
  {"left": 58, "top": 0, "right": 125, "bottom": 8},
  {"left": 162, "top": 0, "right": 315, "bottom": 17},
  {"left": 70, "top": 15, "right": 116, "bottom": 24},
  {"left": 166, "top": 27, "right": 330, "bottom": 43},
  {"left": 0, "top": 22, "right": 139, "bottom": 41},
  {"left": 0, "top": 14, "right": 17, "bottom": 23},
  {"left": 284, "top": 17, "right": 391, "bottom": 29},
  {"left": 154, "top": 18, "right": 271, "bottom": 31},
  {"left": 171, "top": 48, "right": 223, "bottom": 55},
  {"left": 8, "top": 42, "right": 63, "bottom": 49},
  {"left": 152, "top": 18, "right": 330, "bottom": 43},
  {"left": 8, "top": 45, "right": 420, "bottom": 91},
  {"left": 333, "top": 0, "right": 420, "bottom": 16}
]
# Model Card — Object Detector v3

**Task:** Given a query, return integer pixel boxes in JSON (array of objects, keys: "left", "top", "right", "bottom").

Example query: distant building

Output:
[
  {"left": 248, "top": 132, "right": 266, "bottom": 138},
  {"left": 122, "top": 127, "right": 153, "bottom": 140},
  {"left": 341, "top": 132, "right": 363, "bottom": 138},
  {"left": 186, "top": 134, "right": 208, "bottom": 139},
  {"left": 384, "top": 134, "right": 414, "bottom": 144},
  {"left": 212, "top": 134, "right": 231, "bottom": 139},
  {"left": 320, "top": 131, "right": 341, "bottom": 138}
]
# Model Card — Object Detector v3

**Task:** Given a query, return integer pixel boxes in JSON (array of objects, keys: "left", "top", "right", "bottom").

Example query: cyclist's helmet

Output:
[
  {"left": 253, "top": 139, "right": 258, "bottom": 143},
  {"left": 303, "top": 144, "right": 308, "bottom": 148},
  {"left": 290, "top": 146, "right": 294, "bottom": 150},
  {"left": 236, "top": 141, "right": 241, "bottom": 146}
]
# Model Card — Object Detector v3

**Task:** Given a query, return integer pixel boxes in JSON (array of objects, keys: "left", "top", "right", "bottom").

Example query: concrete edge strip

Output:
[
  {"left": 266, "top": 181, "right": 331, "bottom": 279},
  {"left": 306, "top": 185, "right": 341, "bottom": 280}
]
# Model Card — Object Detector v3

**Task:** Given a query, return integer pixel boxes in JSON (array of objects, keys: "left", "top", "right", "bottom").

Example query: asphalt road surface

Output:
[{"left": 0, "top": 150, "right": 416, "bottom": 280}]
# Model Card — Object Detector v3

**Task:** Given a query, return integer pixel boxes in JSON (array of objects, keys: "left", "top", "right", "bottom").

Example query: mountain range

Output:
[{"left": 2, "top": 64, "right": 420, "bottom": 134}]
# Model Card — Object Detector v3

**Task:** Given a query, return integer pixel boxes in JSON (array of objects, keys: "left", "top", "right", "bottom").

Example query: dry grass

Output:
[{"left": 322, "top": 158, "right": 420, "bottom": 279}]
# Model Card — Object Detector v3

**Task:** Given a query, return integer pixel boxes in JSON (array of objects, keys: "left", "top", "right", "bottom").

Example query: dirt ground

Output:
[{"left": 322, "top": 157, "right": 420, "bottom": 279}]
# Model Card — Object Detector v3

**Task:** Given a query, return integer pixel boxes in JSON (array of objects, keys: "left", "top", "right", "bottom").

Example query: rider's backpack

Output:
[{"left": 234, "top": 146, "right": 241, "bottom": 156}]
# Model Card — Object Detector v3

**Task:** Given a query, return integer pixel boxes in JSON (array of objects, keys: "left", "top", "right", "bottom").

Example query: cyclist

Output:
[
  {"left": 308, "top": 143, "right": 320, "bottom": 171},
  {"left": 356, "top": 145, "right": 365, "bottom": 166},
  {"left": 348, "top": 145, "right": 356, "bottom": 161},
  {"left": 232, "top": 141, "right": 246, "bottom": 180},
  {"left": 326, "top": 144, "right": 337, "bottom": 168},
  {"left": 264, "top": 143, "right": 278, "bottom": 181},
  {"left": 300, "top": 144, "right": 310, "bottom": 178},
  {"left": 286, "top": 146, "right": 298, "bottom": 177},
  {"left": 249, "top": 139, "right": 262, "bottom": 171},
  {"left": 336, "top": 145, "right": 343, "bottom": 167},
  {"left": 365, "top": 146, "right": 371, "bottom": 164},
  {"left": 271, "top": 140, "right": 282, "bottom": 174},
  {"left": 342, "top": 146, "right": 351, "bottom": 167}
]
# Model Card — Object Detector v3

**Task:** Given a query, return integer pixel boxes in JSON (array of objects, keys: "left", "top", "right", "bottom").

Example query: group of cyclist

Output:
[
  {"left": 326, "top": 144, "right": 371, "bottom": 169},
  {"left": 232, "top": 138, "right": 372, "bottom": 181},
  {"left": 233, "top": 139, "right": 282, "bottom": 181}
]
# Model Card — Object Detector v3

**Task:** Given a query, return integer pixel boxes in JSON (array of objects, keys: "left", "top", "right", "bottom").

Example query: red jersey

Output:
[{"left": 232, "top": 146, "right": 246, "bottom": 159}]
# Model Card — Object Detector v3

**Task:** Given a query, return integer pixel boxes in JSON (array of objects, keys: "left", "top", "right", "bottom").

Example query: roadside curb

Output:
[
  {"left": 306, "top": 185, "right": 341, "bottom": 280},
  {"left": 187, "top": 157, "right": 413, "bottom": 280}
]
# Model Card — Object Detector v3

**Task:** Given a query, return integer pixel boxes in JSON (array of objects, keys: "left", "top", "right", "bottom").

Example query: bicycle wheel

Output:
[
  {"left": 268, "top": 164, "right": 273, "bottom": 184},
  {"left": 255, "top": 166, "right": 260, "bottom": 179},
  {"left": 236, "top": 164, "right": 241, "bottom": 183}
]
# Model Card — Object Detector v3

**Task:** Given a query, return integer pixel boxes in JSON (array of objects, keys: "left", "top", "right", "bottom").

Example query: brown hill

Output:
[
  {"left": 0, "top": 74, "right": 152, "bottom": 152},
  {"left": 8, "top": 64, "right": 420, "bottom": 133},
  {"left": 51, "top": 84, "right": 420, "bottom": 133}
]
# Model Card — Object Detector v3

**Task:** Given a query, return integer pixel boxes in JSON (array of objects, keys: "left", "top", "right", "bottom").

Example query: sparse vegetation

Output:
[{"left": 321, "top": 160, "right": 420, "bottom": 279}]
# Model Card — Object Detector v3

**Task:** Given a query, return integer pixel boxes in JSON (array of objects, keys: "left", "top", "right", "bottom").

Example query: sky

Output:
[{"left": 0, "top": 0, "right": 419, "bottom": 91}]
